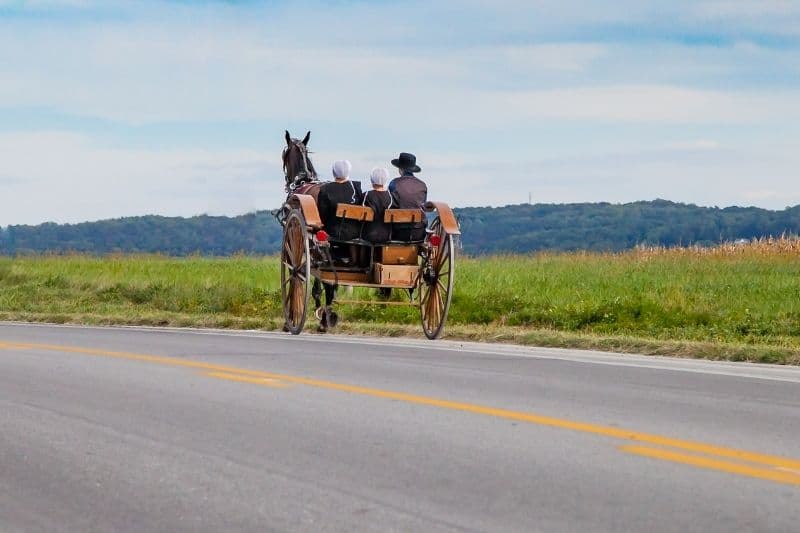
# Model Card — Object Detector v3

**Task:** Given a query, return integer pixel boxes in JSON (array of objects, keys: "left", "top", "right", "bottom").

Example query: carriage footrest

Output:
[
  {"left": 313, "top": 270, "right": 372, "bottom": 284},
  {"left": 374, "top": 263, "right": 418, "bottom": 286}
]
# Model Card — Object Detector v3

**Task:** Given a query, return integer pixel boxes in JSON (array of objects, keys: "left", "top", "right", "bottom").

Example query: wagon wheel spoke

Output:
[
  {"left": 291, "top": 279, "right": 305, "bottom": 322},
  {"left": 290, "top": 228, "right": 301, "bottom": 264},
  {"left": 282, "top": 278, "right": 294, "bottom": 307},
  {"left": 436, "top": 278, "right": 449, "bottom": 295},
  {"left": 283, "top": 236, "right": 292, "bottom": 256},
  {"left": 433, "top": 286, "right": 444, "bottom": 327},
  {"left": 295, "top": 261, "right": 308, "bottom": 282},
  {"left": 432, "top": 291, "right": 442, "bottom": 329},
  {"left": 420, "top": 282, "right": 433, "bottom": 308},
  {"left": 426, "top": 284, "right": 440, "bottom": 328},
  {"left": 294, "top": 278, "right": 306, "bottom": 313},
  {"left": 424, "top": 288, "right": 434, "bottom": 328},
  {"left": 436, "top": 247, "right": 450, "bottom": 271},
  {"left": 284, "top": 232, "right": 295, "bottom": 261},
  {"left": 420, "top": 285, "right": 431, "bottom": 323}
]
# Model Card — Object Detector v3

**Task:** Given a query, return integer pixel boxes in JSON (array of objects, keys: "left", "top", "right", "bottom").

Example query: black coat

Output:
[
  {"left": 388, "top": 173, "right": 427, "bottom": 240},
  {"left": 317, "top": 180, "right": 363, "bottom": 240},
  {"left": 361, "top": 189, "right": 393, "bottom": 243}
]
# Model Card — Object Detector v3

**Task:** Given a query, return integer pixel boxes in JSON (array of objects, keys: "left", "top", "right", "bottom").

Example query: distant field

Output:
[{"left": 2, "top": 239, "right": 800, "bottom": 364}]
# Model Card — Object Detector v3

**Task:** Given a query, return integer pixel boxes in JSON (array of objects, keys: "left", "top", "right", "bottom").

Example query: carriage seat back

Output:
[
  {"left": 384, "top": 209, "right": 424, "bottom": 224},
  {"left": 336, "top": 204, "right": 374, "bottom": 222},
  {"left": 330, "top": 203, "right": 374, "bottom": 245},
  {"left": 384, "top": 208, "right": 425, "bottom": 243}
]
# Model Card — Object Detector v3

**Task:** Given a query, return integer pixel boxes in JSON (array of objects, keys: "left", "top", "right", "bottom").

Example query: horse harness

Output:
[{"left": 282, "top": 139, "right": 318, "bottom": 193}]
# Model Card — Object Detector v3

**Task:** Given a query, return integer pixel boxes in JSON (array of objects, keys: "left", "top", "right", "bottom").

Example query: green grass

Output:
[{"left": 2, "top": 247, "right": 800, "bottom": 364}]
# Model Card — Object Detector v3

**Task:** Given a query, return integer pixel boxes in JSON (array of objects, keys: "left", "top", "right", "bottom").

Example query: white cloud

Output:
[
  {"left": 0, "top": 19, "right": 796, "bottom": 128},
  {"left": 0, "top": 131, "right": 282, "bottom": 225},
  {"left": 693, "top": 0, "right": 800, "bottom": 20},
  {"left": 499, "top": 85, "right": 800, "bottom": 124},
  {"left": 1, "top": 0, "right": 799, "bottom": 224}
]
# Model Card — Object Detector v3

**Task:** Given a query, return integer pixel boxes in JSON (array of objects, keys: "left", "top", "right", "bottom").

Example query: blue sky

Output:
[{"left": 1, "top": 0, "right": 799, "bottom": 225}]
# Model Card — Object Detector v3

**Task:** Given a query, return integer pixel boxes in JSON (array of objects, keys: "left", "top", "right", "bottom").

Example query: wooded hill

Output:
[{"left": 2, "top": 200, "right": 799, "bottom": 256}]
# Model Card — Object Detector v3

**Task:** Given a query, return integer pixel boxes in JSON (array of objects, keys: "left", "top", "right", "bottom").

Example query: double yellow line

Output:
[{"left": 4, "top": 340, "right": 800, "bottom": 486}]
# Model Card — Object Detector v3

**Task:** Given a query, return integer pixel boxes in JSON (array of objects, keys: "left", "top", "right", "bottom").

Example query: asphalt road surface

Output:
[{"left": 1, "top": 322, "right": 799, "bottom": 532}]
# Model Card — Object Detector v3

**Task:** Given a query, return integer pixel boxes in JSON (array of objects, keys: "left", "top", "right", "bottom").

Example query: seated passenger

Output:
[
  {"left": 361, "top": 167, "right": 393, "bottom": 243},
  {"left": 317, "top": 159, "right": 363, "bottom": 241},
  {"left": 388, "top": 152, "right": 427, "bottom": 241}
]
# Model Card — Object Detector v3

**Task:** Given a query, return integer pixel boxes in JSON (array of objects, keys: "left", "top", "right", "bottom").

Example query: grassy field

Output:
[{"left": 2, "top": 239, "right": 800, "bottom": 364}]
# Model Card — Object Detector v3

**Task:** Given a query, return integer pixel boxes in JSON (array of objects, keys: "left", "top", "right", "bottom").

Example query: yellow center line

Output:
[
  {"left": 205, "top": 371, "right": 292, "bottom": 388},
  {"left": 621, "top": 446, "right": 800, "bottom": 486},
  {"left": 5, "top": 340, "right": 800, "bottom": 485}
]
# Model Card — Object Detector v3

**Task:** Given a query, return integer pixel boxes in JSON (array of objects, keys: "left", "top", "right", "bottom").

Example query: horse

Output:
[
  {"left": 282, "top": 130, "right": 322, "bottom": 203},
  {"left": 280, "top": 130, "right": 340, "bottom": 331}
]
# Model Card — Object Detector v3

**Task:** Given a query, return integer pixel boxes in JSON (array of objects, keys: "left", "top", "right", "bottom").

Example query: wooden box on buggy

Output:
[{"left": 279, "top": 193, "right": 460, "bottom": 339}]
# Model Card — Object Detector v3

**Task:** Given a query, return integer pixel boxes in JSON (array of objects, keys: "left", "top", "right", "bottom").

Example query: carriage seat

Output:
[
  {"left": 383, "top": 208, "right": 426, "bottom": 244},
  {"left": 322, "top": 204, "right": 375, "bottom": 270},
  {"left": 332, "top": 204, "right": 373, "bottom": 244}
]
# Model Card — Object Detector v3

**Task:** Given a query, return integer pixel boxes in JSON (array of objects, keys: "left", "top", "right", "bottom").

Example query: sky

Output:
[{"left": 1, "top": 0, "right": 799, "bottom": 226}]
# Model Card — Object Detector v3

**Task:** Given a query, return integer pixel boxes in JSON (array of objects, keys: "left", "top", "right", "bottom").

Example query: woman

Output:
[
  {"left": 316, "top": 159, "right": 363, "bottom": 241},
  {"left": 361, "top": 167, "right": 393, "bottom": 243}
]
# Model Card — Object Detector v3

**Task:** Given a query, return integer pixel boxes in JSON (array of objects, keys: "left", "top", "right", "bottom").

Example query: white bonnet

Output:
[
  {"left": 331, "top": 160, "right": 352, "bottom": 179},
  {"left": 370, "top": 167, "right": 390, "bottom": 186}
]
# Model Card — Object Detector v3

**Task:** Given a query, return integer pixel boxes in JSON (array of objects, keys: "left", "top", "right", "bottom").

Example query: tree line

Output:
[{"left": 2, "top": 200, "right": 799, "bottom": 256}]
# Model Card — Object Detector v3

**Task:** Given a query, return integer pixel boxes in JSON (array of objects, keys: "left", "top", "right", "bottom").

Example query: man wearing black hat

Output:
[{"left": 388, "top": 152, "right": 427, "bottom": 241}]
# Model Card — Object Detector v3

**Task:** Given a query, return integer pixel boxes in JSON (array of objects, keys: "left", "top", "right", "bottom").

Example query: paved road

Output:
[{"left": 1, "top": 322, "right": 799, "bottom": 532}]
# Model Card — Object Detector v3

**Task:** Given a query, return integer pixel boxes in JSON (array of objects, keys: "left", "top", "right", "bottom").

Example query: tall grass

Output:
[
  {"left": 0, "top": 254, "right": 282, "bottom": 328},
  {"left": 2, "top": 238, "right": 800, "bottom": 351}
]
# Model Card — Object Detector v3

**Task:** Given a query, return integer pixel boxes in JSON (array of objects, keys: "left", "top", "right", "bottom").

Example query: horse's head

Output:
[{"left": 282, "top": 130, "right": 317, "bottom": 192}]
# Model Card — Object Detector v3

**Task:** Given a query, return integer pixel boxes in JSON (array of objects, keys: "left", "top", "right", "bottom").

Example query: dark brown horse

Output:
[
  {"left": 282, "top": 130, "right": 322, "bottom": 203},
  {"left": 280, "top": 130, "right": 337, "bottom": 330}
]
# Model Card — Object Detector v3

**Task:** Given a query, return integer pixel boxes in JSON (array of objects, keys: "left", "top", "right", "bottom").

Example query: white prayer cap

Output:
[
  {"left": 370, "top": 167, "right": 390, "bottom": 186},
  {"left": 331, "top": 160, "right": 352, "bottom": 179}
]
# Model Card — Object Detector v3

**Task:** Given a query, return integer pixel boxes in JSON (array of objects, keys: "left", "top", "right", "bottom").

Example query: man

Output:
[
  {"left": 378, "top": 153, "right": 428, "bottom": 300},
  {"left": 388, "top": 152, "right": 427, "bottom": 241}
]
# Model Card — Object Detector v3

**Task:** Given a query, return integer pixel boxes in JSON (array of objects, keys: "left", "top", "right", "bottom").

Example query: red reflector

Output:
[
  {"left": 316, "top": 230, "right": 329, "bottom": 242},
  {"left": 429, "top": 234, "right": 442, "bottom": 247}
]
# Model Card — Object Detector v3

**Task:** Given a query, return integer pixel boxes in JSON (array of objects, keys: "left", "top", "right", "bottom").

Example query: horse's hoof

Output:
[
  {"left": 316, "top": 324, "right": 328, "bottom": 333},
  {"left": 282, "top": 323, "right": 290, "bottom": 332},
  {"left": 325, "top": 307, "right": 339, "bottom": 328}
]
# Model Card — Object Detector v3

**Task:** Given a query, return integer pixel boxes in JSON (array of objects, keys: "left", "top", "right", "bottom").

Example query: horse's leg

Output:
[
  {"left": 324, "top": 283, "right": 336, "bottom": 306},
  {"left": 314, "top": 282, "right": 335, "bottom": 333},
  {"left": 312, "top": 279, "right": 323, "bottom": 311}
]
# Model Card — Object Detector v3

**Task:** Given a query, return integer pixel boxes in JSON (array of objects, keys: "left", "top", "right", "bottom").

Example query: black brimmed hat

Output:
[{"left": 391, "top": 152, "right": 421, "bottom": 173}]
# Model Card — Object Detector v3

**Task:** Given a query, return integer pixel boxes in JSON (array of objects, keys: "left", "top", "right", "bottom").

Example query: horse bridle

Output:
[{"left": 282, "top": 139, "right": 314, "bottom": 191}]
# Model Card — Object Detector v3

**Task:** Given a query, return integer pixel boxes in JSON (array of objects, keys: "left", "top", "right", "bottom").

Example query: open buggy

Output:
[{"left": 277, "top": 131, "right": 461, "bottom": 339}]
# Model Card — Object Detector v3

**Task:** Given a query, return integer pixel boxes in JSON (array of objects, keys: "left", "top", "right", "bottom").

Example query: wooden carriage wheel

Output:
[
  {"left": 280, "top": 209, "right": 310, "bottom": 335},
  {"left": 419, "top": 218, "right": 455, "bottom": 339}
]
